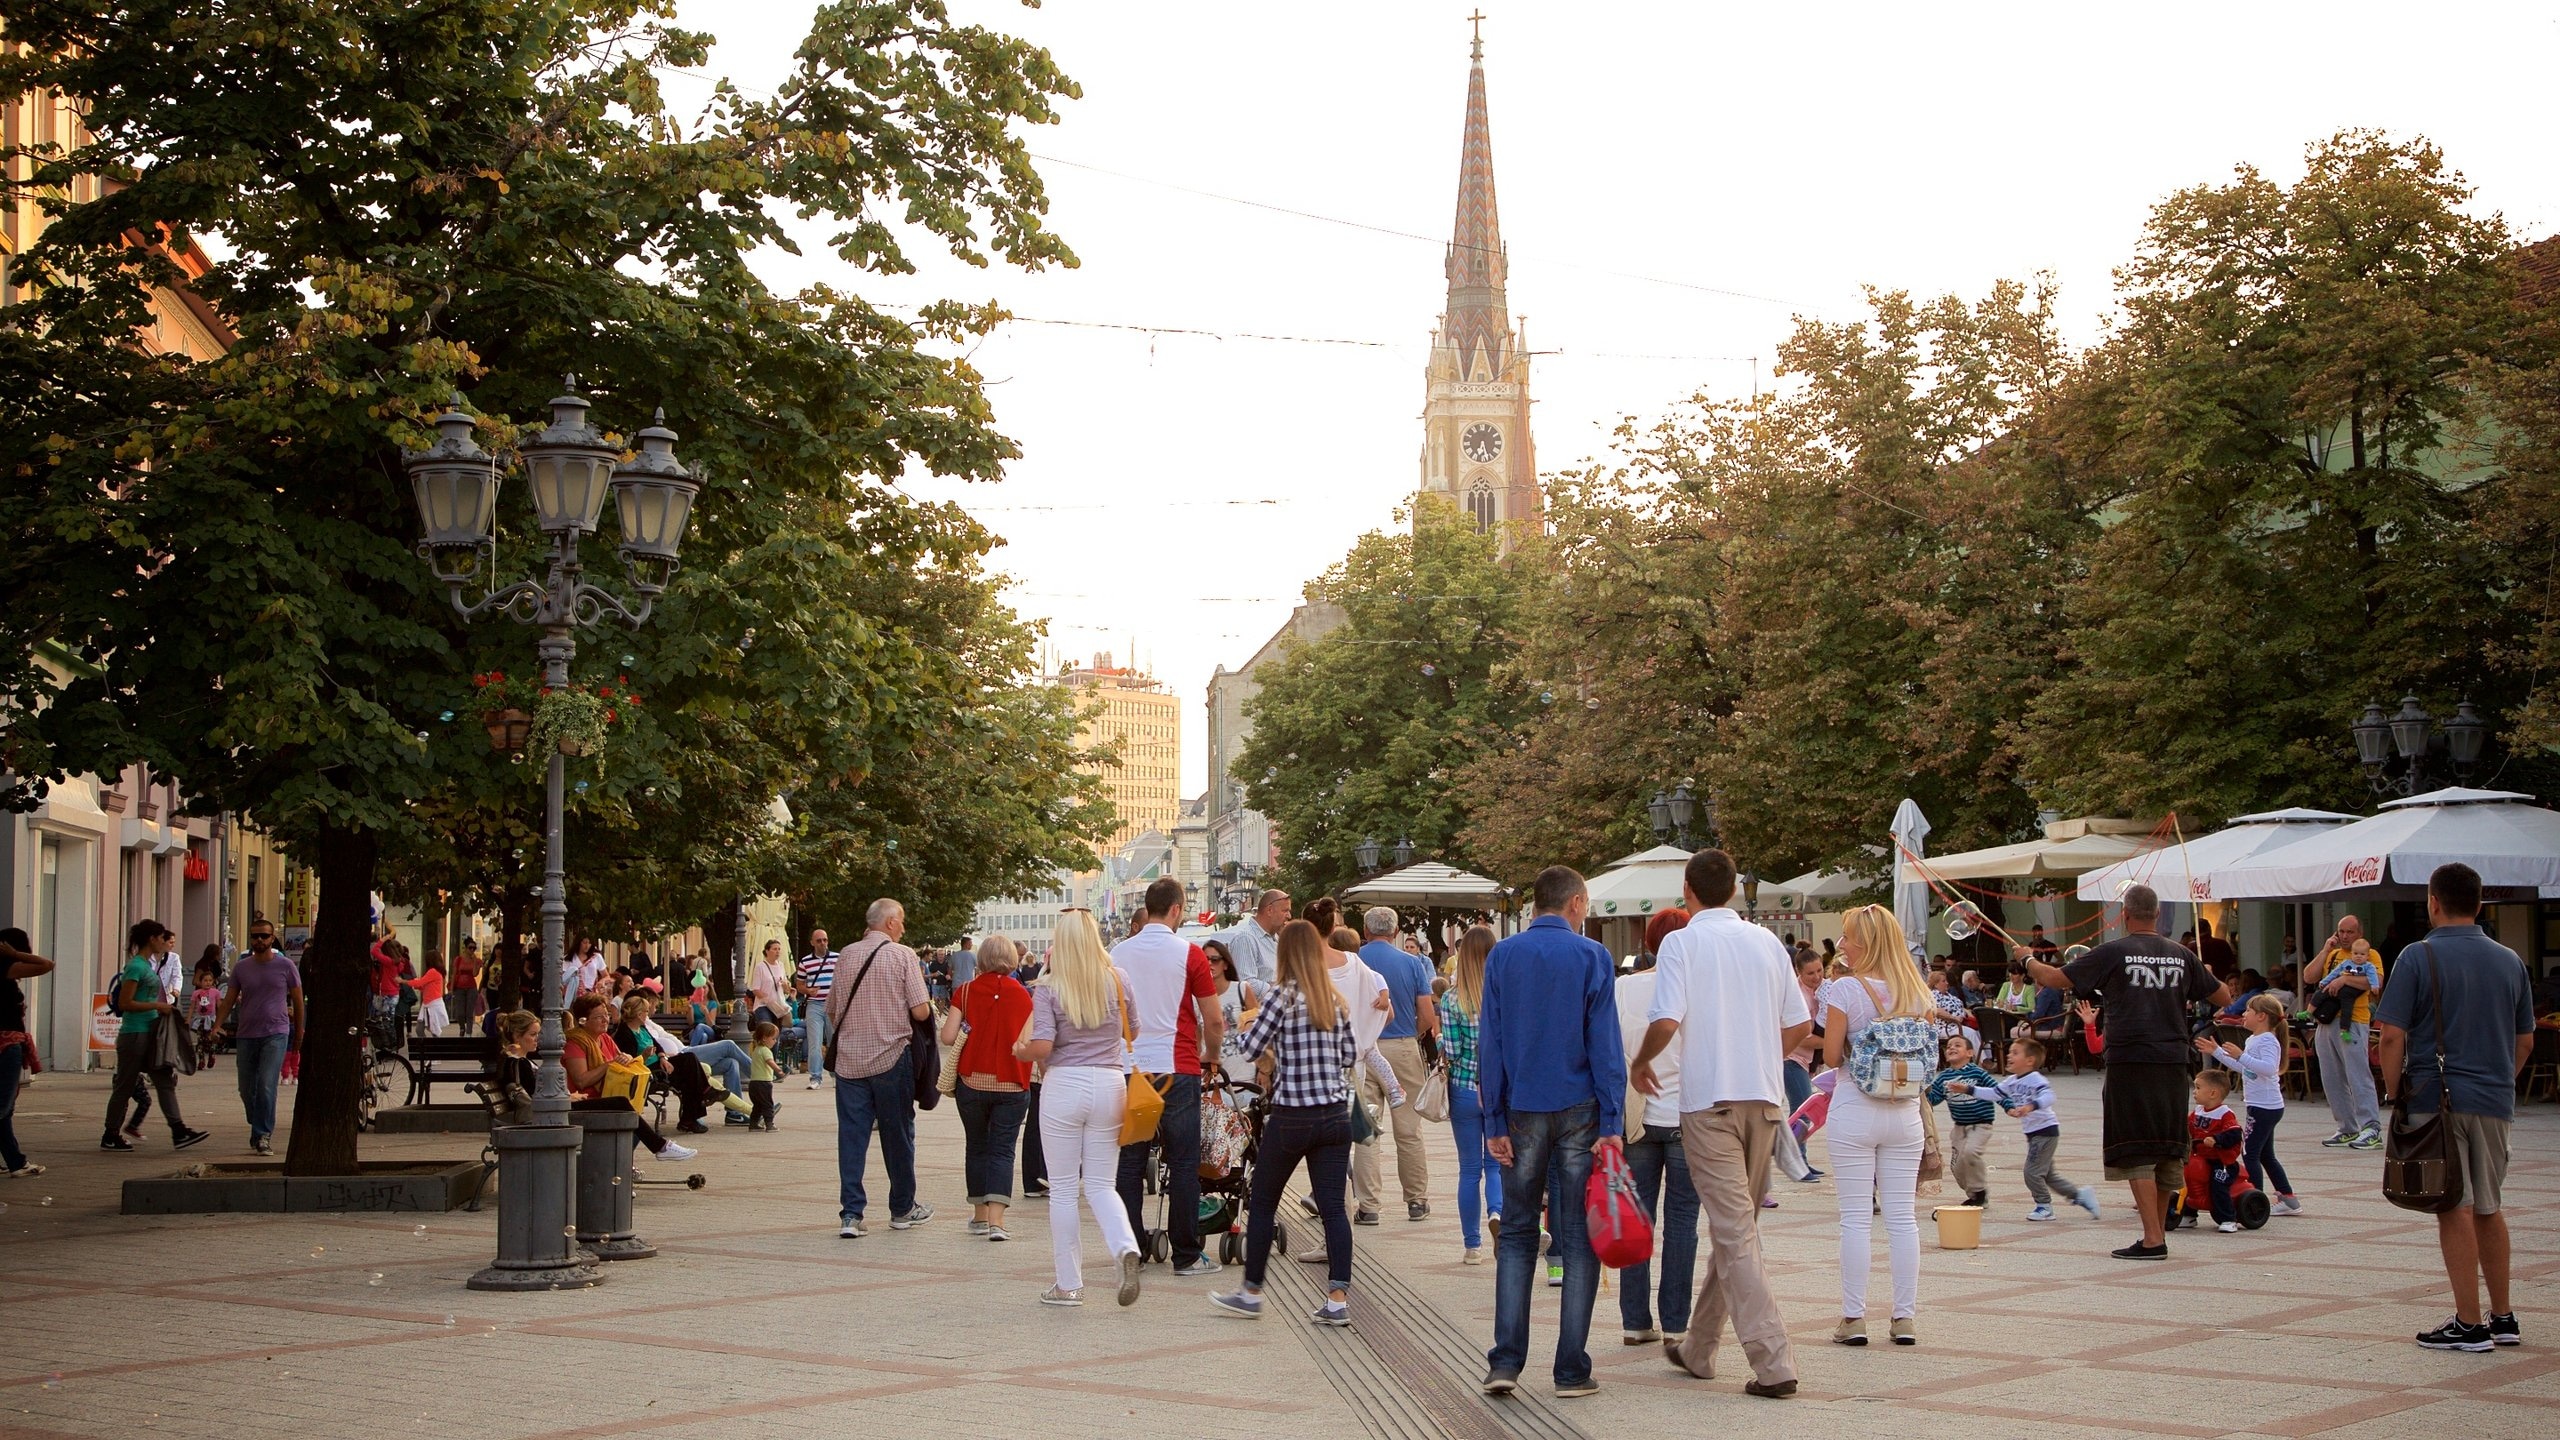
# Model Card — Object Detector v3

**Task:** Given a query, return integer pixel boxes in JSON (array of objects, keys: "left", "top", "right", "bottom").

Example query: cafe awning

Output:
[
  {"left": 1584, "top": 846, "right": 1691, "bottom": 917},
  {"left": 2074, "top": 807, "right": 2362, "bottom": 903},
  {"left": 1342, "top": 861, "right": 1509, "bottom": 909},
  {"left": 1915, "top": 816, "right": 2156, "bottom": 881},
  {"left": 2197, "top": 789, "right": 2560, "bottom": 901}
]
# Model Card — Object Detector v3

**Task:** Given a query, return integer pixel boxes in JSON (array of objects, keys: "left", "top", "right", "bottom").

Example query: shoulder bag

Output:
[
  {"left": 2381, "top": 942, "right": 2464, "bottom": 1214},
  {"left": 1117, "top": 975, "right": 1167, "bottom": 1146},
  {"left": 1412, "top": 1060, "right": 1452, "bottom": 1123}
]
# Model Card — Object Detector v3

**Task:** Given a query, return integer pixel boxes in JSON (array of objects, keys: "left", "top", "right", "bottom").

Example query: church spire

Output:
[{"left": 1443, "top": 14, "right": 1508, "bottom": 381}]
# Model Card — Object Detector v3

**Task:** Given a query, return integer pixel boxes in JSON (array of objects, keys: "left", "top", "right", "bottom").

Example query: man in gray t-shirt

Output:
[
  {"left": 2373, "top": 863, "right": 2536, "bottom": 1353},
  {"left": 218, "top": 921, "right": 303, "bottom": 1156}
]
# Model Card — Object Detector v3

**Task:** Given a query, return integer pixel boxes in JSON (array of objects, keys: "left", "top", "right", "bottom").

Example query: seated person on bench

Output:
[{"left": 523, "top": 1001, "right": 698, "bottom": 1163}]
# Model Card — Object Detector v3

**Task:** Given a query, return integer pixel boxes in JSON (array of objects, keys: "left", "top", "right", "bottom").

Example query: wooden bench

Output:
[{"left": 407, "top": 1034, "right": 499, "bottom": 1106}]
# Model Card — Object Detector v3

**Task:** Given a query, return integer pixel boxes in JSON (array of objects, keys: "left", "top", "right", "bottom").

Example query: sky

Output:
[{"left": 670, "top": 0, "right": 2560, "bottom": 795}]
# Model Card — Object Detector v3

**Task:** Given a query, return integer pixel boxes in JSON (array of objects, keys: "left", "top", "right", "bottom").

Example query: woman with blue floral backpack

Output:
[{"left": 1817, "top": 904, "right": 1940, "bottom": 1349}]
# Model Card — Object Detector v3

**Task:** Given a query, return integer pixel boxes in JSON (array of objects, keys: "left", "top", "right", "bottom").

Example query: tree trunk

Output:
[
  {"left": 704, "top": 895, "right": 741, "bottom": 1001},
  {"left": 282, "top": 824, "right": 378, "bottom": 1176}
]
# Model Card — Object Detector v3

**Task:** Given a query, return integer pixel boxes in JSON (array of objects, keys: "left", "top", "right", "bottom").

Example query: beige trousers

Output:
[
  {"left": 1667, "top": 1103, "right": 1795, "bottom": 1386},
  {"left": 1352, "top": 1036, "right": 1432, "bottom": 1211}
]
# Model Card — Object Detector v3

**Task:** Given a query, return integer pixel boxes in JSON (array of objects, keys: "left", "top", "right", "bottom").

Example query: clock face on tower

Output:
[{"left": 1461, "top": 423, "right": 1503, "bottom": 464}]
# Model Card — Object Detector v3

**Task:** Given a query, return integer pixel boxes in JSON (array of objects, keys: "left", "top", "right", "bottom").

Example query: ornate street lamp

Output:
[
  {"left": 2350, "top": 693, "right": 2489, "bottom": 797},
  {"left": 1393, "top": 837, "right": 1415, "bottom": 869},
  {"left": 1355, "top": 837, "right": 1381, "bottom": 873},
  {"left": 1667, "top": 784, "right": 1698, "bottom": 845},
  {"left": 408, "top": 382, "right": 699, "bottom": 1293},
  {"left": 1647, "top": 790, "right": 1672, "bottom": 841}
]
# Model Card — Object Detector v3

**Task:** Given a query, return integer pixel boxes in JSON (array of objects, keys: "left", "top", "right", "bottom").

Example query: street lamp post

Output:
[
  {"left": 1355, "top": 837, "right": 1381, "bottom": 873},
  {"left": 2349, "top": 694, "right": 2488, "bottom": 797},
  {"left": 1647, "top": 782, "right": 1700, "bottom": 849},
  {"left": 409, "top": 385, "right": 700, "bottom": 1292}
]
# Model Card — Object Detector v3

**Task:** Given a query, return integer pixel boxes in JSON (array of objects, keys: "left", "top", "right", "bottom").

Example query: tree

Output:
[
  {"left": 1236, "top": 498, "right": 1526, "bottom": 901},
  {"left": 2025, "top": 132, "right": 2524, "bottom": 821},
  {"left": 0, "top": 0, "right": 1080, "bottom": 1174}
]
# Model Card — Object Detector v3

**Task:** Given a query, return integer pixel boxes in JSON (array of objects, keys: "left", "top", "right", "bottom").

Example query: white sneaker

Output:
[
  {"left": 806, "top": 1076, "right": 823, "bottom": 1089},
  {"left": 1172, "top": 1257, "right": 1222, "bottom": 1278},
  {"left": 839, "top": 1219, "right": 866, "bottom": 1239},
  {"left": 656, "top": 1142, "right": 699, "bottom": 1162},
  {"left": 890, "top": 1202, "right": 934, "bottom": 1230},
  {"left": 986, "top": 1225, "right": 1010, "bottom": 1242},
  {"left": 2217, "top": 1220, "right": 2241, "bottom": 1234},
  {"left": 967, "top": 1220, "right": 992, "bottom": 1236},
  {"left": 2025, "top": 1205, "right": 2055, "bottom": 1222},
  {"left": 2275, "top": 1195, "right": 2303, "bottom": 1216}
]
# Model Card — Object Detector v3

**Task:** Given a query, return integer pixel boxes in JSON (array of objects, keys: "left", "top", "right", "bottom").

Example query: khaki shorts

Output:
[
  {"left": 2104, "top": 1157, "right": 2184, "bottom": 1188},
  {"left": 2442, "top": 1112, "right": 2513, "bottom": 1216}
]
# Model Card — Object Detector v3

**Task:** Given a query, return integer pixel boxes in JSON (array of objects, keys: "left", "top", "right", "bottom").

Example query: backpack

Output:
[{"left": 1845, "top": 980, "right": 1939, "bottom": 1101}]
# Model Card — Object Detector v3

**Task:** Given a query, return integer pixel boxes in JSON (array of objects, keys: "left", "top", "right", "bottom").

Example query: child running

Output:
[
  {"left": 1926, "top": 1034, "right": 1996, "bottom": 1208},
  {"left": 1947, "top": 1037, "right": 2100, "bottom": 1222},
  {"left": 2196, "top": 994, "right": 2300, "bottom": 1216},
  {"left": 2180, "top": 1069, "right": 2247, "bottom": 1232}
]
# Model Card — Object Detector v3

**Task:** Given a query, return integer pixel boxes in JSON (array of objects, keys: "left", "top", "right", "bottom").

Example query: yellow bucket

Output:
[{"left": 1932, "top": 1204, "right": 1983, "bottom": 1250}]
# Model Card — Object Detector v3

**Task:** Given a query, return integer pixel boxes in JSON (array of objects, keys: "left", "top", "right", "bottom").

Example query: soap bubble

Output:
[{"left": 439, "top": 710, "right": 455, "bottom": 722}]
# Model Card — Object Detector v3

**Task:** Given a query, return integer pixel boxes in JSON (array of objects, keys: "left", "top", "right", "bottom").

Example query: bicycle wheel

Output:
[{"left": 370, "top": 1051, "right": 416, "bottom": 1118}]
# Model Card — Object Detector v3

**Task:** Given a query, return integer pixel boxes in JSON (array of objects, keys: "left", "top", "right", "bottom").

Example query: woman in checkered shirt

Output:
[{"left": 1211, "top": 919, "right": 1403, "bottom": 1326}]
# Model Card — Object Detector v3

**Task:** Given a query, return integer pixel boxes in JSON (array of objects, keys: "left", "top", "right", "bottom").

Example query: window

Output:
[{"left": 1466, "top": 480, "right": 1497, "bottom": 533}]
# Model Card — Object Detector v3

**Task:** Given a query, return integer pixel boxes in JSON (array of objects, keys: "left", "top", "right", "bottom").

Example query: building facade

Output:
[
  {"left": 1416, "top": 28, "right": 1538, "bottom": 547},
  {"left": 1056, "top": 652, "right": 1180, "bottom": 855},
  {"left": 1204, "top": 601, "right": 1345, "bottom": 913},
  {"left": 1, "top": 70, "right": 266, "bottom": 1069}
]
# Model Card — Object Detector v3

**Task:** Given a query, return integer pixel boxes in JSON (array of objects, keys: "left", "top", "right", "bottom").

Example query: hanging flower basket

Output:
[
  {"left": 472, "top": 672, "right": 539, "bottom": 754},
  {"left": 525, "top": 678, "right": 643, "bottom": 766}
]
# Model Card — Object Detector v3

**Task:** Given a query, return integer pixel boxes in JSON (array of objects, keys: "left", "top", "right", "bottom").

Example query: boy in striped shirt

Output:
[{"left": 1926, "top": 1034, "right": 1997, "bottom": 1208}]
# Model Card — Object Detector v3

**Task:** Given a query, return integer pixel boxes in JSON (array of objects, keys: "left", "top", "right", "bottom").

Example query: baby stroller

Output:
[{"left": 1137, "top": 1074, "right": 1289, "bottom": 1264}]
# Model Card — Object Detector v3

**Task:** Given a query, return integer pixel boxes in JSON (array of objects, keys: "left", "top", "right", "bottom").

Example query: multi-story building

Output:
[
  {"left": 1056, "top": 652, "right": 1179, "bottom": 855},
  {"left": 1171, "top": 792, "right": 1212, "bottom": 922},
  {"left": 0, "top": 64, "right": 276, "bottom": 1069},
  {"left": 1204, "top": 602, "right": 1344, "bottom": 914}
]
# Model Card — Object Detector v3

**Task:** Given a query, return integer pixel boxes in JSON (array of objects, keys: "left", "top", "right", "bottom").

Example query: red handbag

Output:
[{"left": 1584, "top": 1144, "right": 1655, "bottom": 1270}]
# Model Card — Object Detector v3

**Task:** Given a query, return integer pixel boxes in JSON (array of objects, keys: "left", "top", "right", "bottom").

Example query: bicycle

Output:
[{"left": 353, "top": 1012, "right": 416, "bottom": 1131}]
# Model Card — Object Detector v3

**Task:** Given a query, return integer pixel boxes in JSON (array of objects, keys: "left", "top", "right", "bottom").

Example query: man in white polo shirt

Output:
[
  {"left": 1110, "top": 876, "right": 1224, "bottom": 1276},
  {"left": 1632, "top": 849, "right": 1811, "bottom": 1401}
]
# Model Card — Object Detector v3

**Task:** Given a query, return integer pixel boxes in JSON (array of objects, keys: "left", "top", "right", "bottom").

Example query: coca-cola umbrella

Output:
[
  {"left": 2197, "top": 789, "right": 2560, "bottom": 901},
  {"left": 2075, "top": 807, "right": 2362, "bottom": 904}
]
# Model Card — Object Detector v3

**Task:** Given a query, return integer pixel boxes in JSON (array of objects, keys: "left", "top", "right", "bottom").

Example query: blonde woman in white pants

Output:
[
  {"left": 1816, "top": 906, "right": 1933, "bottom": 1348},
  {"left": 1016, "top": 910, "right": 1143, "bottom": 1308}
]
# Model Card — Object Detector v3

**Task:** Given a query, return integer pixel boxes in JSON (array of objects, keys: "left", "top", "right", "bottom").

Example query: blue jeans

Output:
[
  {"left": 833, "top": 1044, "right": 917, "bottom": 1224},
  {"left": 1118, "top": 1073, "right": 1203, "bottom": 1267},
  {"left": 956, "top": 1084, "right": 1030, "bottom": 1202},
  {"left": 234, "top": 1032, "right": 290, "bottom": 1142},
  {"left": 1783, "top": 1059, "right": 1813, "bottom": 1115},
  {"left": 2244, "top": 1105, "right": 2293, "bottom": 1196},
  {"left": 1448, "top": 1083, "right": 1500, "bottom": 1247},
  {"left": 1245, "top": 1103, "right": 1353, "bottom": 1292},
  {"left": 1490, "top": 1102, "right": 1600, "bottom": 1387},
  {"left": 1619, "top": 1122, "right": 1699, "bottom": 1334},
  {"left": 801, "top": 1001, "right": 831, "bottom": 1082},
  {"left": 687, "top": 1040, "right": 749, "bottom": 1099}
]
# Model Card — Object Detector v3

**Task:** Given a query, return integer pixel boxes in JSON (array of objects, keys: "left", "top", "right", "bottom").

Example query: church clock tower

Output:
[{"left": 1417, "top": 18, "right": 1537, "bottom": 548}]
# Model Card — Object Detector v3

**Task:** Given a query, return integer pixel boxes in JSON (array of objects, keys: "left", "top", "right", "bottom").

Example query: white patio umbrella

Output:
[
  {"left": 1341, "top": 860, "right": 1509, "bottom": 910},
  {"left": 1583, "top": 844, "right": 1691, "bottom": 918},
  {"left": 1891, "top": 798, "right": 1932, "bottom": 962},
  {"left": 2199, "top": 789, "right": 2560, "bottom": 900},
  {"left": 2074, "top": 807, "right": 2362, "bottom": 904}
]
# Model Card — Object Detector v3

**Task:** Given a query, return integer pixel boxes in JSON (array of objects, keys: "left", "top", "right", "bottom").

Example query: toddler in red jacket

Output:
[{"left": 2179, "top": 1069, "right": 2247, "bottom": 1233}]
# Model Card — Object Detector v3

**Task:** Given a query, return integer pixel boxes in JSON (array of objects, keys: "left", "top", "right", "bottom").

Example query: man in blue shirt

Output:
[
  {"left": 2374, "top": 863, "right": 2537, "bottom": 1354},
  {"left": 1478, "top": 866, "right": 1626, "bottom": 1401},
  {"left": 1357, "top": 906, "right": 1438, "bottom": 1222}
]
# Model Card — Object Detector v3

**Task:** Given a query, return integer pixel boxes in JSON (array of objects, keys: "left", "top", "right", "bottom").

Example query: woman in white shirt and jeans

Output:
[
  {"left": 1816, "top": 904, "right": 1933, "bottom": 1349},
  {"left": 1014, "top": 910, "right": 1143, "bottom": 1309}
]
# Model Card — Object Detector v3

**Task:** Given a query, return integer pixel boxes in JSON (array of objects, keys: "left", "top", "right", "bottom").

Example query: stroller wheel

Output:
[
  {"left": 1219, "top": 1233, "right": 1240, "bottom": 1264},
  {"left": 1273, "top": 1220, "right": 1291, "bottom": 1256},
  {"left": 1150, "top": 1229, "right": 1172, "bottom": 1263},
  {"left": 2237, "top": 1189, "right": 2270, "bottom": 1229}
]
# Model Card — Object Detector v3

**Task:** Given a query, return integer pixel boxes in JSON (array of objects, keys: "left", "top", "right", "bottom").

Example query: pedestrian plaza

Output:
[{"left": 3, "top": 1067, "right": 2552, "bottom": 1439}]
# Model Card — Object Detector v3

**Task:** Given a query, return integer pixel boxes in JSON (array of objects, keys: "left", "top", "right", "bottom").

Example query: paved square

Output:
[{"left": 1, "top": 1067, "right": 2549, "bottom": 1438}]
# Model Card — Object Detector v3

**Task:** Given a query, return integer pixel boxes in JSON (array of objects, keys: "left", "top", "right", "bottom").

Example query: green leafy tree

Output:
[
  {"left": 2026, "top": 132, "right": 2524, "bottom": 820},
  {"left": 1235, "top": 499, "right": 1526, "bottom": 901},
  {"left": 0, "top": 0, "right": 1078, "bottom": 1174}
]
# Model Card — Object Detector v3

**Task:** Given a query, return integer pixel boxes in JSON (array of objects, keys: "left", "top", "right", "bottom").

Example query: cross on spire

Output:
[{"left": 1468, "top": 9, "right": 1486, "bottom": 59}]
